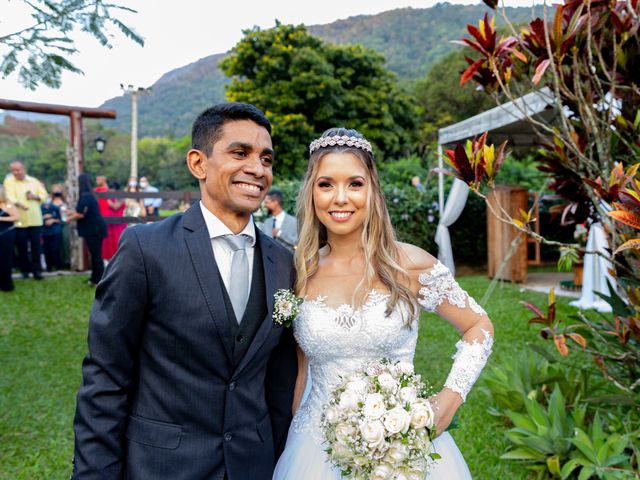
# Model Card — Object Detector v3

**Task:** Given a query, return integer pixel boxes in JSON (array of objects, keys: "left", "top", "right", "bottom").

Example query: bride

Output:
[{"left": 272, "top": 128, "right": 494, "bottom": 479}]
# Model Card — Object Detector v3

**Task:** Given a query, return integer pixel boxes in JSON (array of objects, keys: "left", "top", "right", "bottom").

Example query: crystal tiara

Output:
[{"left": 309, "top": 135, "right": 373, "bottom": 154}]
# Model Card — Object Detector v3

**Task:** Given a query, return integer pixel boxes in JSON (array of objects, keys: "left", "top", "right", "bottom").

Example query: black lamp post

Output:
[{"left": 94, "top": 136, "right": 107, "bottom": 153}]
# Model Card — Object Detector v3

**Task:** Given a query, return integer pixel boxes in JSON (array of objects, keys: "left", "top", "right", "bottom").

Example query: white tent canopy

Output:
[{"left": 435, "top": 87, "right": 557, "bottom": 273}]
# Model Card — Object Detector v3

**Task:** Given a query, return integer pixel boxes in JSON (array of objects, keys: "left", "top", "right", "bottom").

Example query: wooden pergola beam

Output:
[{"left": 0, "top": 98, "right": 116, "bottom": 119}]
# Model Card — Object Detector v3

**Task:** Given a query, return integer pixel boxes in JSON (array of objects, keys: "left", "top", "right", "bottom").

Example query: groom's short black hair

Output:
[{"left": 191, "top": 102, "right": 271, "bottom": 156}]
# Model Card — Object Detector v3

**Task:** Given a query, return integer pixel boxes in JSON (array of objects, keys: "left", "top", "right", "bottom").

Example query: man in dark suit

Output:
[
  {"left": 72, "top": 103, "right": 298, "bottom": 480},
  {"left": 259, "top": 190, "right": 298, "bottom": 253}
]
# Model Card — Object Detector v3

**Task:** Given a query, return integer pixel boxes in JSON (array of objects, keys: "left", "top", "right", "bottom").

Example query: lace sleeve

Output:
[
  {"left": 417, "top": 261, "right": 493, "bottom": 401},
  {"left": 417, "top": 261, "right": 486, "bottom": 315}
]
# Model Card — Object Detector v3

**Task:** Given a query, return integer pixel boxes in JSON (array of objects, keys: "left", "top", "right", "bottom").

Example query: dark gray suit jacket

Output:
[{"left": 72, "top": 204, "right": 297, "bottom": 480}]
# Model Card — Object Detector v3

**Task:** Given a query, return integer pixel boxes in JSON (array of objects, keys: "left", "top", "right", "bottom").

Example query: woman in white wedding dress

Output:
[{"left": 273, "top": 128, "right": 494, "bottom": 480}]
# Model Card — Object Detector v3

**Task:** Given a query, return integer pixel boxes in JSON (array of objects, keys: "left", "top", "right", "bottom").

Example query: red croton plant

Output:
[{"left": 445, "top": 0, "right": 640, "bottom": 393}]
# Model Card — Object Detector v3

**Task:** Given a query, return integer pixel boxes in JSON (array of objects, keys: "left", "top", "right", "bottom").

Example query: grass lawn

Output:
[{"left": 0, "top": 274, "right": 579, "bottom": 479}]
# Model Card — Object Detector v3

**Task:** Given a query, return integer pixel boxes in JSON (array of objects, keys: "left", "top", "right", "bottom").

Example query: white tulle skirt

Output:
[{"left": 273, "top": 424, "right": 472, "bottom": 480}]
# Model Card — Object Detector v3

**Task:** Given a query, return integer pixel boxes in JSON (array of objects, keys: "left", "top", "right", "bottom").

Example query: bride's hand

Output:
[{"left": 429, "top": 388, "right": 463, "bottom": 436}]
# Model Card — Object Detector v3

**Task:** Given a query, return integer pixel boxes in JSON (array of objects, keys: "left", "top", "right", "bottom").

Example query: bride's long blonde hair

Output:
[{"left": 294, "top": 127, "right": 417, "bottom": 324}]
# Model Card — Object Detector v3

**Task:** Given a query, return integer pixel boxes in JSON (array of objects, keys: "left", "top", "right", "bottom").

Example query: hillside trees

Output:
[
  {"left": 413, "top": 50, "right": 497, "bottom": 147},
  {"left": 220, "top": 22, "right": 419, "bottom": 178}
]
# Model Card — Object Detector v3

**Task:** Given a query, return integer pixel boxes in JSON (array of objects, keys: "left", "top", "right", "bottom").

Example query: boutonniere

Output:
[{"left": 273, "top": 289, "right": 303, "bottom": 328}]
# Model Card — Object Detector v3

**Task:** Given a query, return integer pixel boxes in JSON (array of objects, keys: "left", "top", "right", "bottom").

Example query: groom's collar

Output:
[{"left": 198, "top": 201, "right": 256, "bottom": 247}]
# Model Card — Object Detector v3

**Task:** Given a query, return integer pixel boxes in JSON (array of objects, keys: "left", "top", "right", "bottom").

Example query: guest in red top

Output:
[
  {"left": 95, "top": 175, "right": 125, "bottom": 260},
  {"left": 95, "top": 175, "right": 110, "bottom": 217}
]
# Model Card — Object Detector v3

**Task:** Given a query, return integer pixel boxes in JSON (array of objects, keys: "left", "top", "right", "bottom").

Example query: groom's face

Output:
[{"left": 190, "top": 120, "right": 274, "bottom": 224}]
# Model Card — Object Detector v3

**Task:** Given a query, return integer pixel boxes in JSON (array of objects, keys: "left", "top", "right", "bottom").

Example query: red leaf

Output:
[
  {"left": 460, "top": 58, "right": 485, "bottom": 86},
  {"left": 528, "top": 317, "right": 548, "bottom": 326},
  {"left": 533, "top": 59, "right": 550, "bottom": 85},
  {"left": 520, "top": 300, "right": 545, "bottom": 318},
  {"left": 452, "top": 143, "right": 474, "bottom": 183}
]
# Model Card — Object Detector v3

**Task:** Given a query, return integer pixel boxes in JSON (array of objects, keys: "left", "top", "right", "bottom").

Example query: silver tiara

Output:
[{"left": 309, "top": 135, "right": 373, "bottom": 154}]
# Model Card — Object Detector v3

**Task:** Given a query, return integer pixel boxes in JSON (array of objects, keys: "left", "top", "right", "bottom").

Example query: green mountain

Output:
[{"left": 101, "top": 2, "right": 535, "bottom": 137}]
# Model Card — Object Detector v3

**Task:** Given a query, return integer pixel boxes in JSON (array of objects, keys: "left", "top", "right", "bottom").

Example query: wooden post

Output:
[{"left": 487, "top": 185, "right": 528, "bottom": 283}]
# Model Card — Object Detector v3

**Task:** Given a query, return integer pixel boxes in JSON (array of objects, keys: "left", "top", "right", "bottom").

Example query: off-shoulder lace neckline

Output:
[{"left": 304, "top": 289, "right": 390, "bottom": 314}]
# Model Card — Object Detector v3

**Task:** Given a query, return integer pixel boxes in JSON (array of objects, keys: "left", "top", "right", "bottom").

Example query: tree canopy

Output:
[
  {"left": 220, "top": 22, "right": 418, "bottom": 178},
  {"left": 0, "top": 0, "right": 143, "bottom": 89}
]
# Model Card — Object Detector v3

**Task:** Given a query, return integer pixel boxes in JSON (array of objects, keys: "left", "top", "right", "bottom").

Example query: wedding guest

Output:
[
  {"left": 50, "top": 184, "right": 70, "bottom": 268},
  {"left": 123, "top": 176, "right": 146, "bottom": 220},
  {"left": 139, "top": 176, "right": 162, "bottom": 216},
  {"left": 3, "top": 161, "right": 47, "bottom": 280},
  {"left": 95, "top": 174, "right": 110, "bottom": 216},
  {"left": 0, "top": 185, "right": 19, "bottom": 291},
  {"left": 103, "top": 181, "right": 126, "bottom": 260},
  {"left": 41, "top": 194, "right": 64, "bottom": 272},
  {"left": 411, "top": 175, "right": 426, "bottom": 191},
  {"left": 67, "top": 174, "right": 108, "bottom": 286},
  {"left": 259, "top": 189, "right": 298, "bottom": 253}
]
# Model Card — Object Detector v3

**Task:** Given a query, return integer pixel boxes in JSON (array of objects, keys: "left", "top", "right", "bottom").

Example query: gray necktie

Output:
[{"left": 222, "top": 234, "right": 250, "bottom": 323}]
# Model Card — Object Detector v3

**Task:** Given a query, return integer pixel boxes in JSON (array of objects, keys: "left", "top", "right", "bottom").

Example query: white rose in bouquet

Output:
[
  {"left": 335, "top": 422, "right": 356, "bottom": 444},
  {"left": 332, "top": 442, "right": 352, "bottom": 460},
  {"left": 383, "top": 407, "right": 411, "bottom": 435},
  {"left": 395, "top": 361, "right": 414, "bottom": 375},
  {"left": 377, "top": 372, "right": 398, "bottom": 392},
  {"left": 363, "top": 393, "right": 386, "bottom": 419},
  {"left": 324, "top": 405, "right": 340, "bottom": 424},
  {"left": 407, "top": 470, "right": 424, "bottom": 480},
  {"left": 399, "top": 386, "right": 418, "bottom": 403},
  {"left": 410, "top": 401, "right": 435, "bottom": 429},
  {"left": 346, "top": 378, "right": 368, "bottom": 395},
  {"left": 395, "top": 472, "right": 410, "bottom": 480},
  {"left": 384, "top": 441, "right": 410, "bottom": 465},
  {"left": 371, "top": 463, "right": 394, "bottom": 480},
  {"left": 338, "top": 390, "right": 359, "bottom": 411},
  {"left": 360, "top": 420, "right": 386, "bottom": 449}
]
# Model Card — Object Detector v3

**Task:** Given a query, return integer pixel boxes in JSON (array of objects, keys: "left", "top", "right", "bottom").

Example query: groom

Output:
[{"left": 72, "top": 103, "right": 297, "bottom": 479}]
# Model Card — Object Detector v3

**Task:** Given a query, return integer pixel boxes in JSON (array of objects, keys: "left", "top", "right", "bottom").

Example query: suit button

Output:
[
  {"left": 236, "top": 334, "right": 244, "bottom": 343},
  {"left": 229, "top": 382, "right": 236, "bottom": 391},
  {"left": 224, "top": 432, "right": 233, "bottom": 442}
]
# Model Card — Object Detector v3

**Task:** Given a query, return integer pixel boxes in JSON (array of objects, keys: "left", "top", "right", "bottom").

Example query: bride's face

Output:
[{"left": 313, "top": 152, "right": 369, "bottom": 239}]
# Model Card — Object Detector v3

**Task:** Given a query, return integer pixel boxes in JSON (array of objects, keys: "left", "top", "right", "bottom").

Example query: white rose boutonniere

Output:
[{"left": 273, "top": 289, "right": 303, "bottom": 328}]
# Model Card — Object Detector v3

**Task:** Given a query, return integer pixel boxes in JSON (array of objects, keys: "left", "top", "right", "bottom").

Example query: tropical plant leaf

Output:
[
  {"left": 553, "top": 334, "right": 569, "bottom": 356},
  {"left": 608, "top": 210, "right": 640, "bottom": 230},
  {"left": 614, "top": 238, "right": 640, "bottom": 254},
  {"left": 567, "top": 332, "right": 586, "bottom": 348},
  {"left": 532, "top": 59, "right": 550, "bottom": 85}
]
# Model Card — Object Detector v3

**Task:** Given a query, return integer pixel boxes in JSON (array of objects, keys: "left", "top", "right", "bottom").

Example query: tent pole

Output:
[{"left": 437, "top": 143, "right": 444, "bottom": 217}]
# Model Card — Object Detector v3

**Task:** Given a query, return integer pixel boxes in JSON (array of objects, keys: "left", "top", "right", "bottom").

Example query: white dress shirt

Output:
[{"left": 199, "top": 202, "right": 255, "bottom": 295}]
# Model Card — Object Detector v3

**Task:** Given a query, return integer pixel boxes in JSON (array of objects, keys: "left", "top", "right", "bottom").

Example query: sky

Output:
[{"left": 0, "top": 0, "right": 540, "bottom": 108}]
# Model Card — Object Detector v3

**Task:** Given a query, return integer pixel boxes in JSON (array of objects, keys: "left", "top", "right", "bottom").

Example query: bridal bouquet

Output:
[{"left": 321, "top": 359, "right": 439, "bottom": 480}]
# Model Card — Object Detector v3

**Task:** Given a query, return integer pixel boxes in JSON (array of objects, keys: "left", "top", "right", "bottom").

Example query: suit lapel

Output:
[
  {"left": 234, "top": 230, "right": 278, "bottom": 376},
  {"left": 182, "top": 205, "right": 234, "bottom": 363}
]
